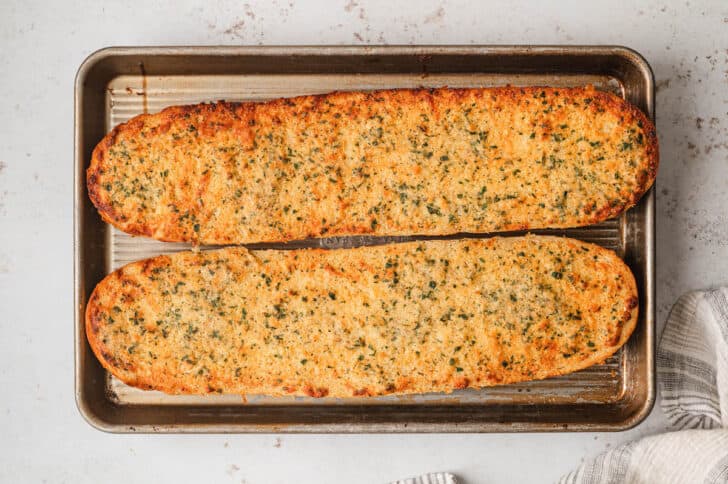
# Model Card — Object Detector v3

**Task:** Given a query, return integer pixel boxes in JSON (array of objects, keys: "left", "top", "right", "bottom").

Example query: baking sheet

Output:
[{"left": 75, "top": 46, "right": 654, "bottom": 432}]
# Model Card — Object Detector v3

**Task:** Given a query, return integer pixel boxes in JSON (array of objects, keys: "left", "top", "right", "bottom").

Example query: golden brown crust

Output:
[
  {"left": 87, "top": 86, "right": 658, "bottom": 244},
  {"left": 85, "top": 235, "right": 639, "bottom": 397}
]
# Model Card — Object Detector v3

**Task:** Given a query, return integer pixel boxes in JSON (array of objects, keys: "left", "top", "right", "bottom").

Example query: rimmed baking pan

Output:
[{"left": 74, "top": 45, "right": 655, "bottom": 432}]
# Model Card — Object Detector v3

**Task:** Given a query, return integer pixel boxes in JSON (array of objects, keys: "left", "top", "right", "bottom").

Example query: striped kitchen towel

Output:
[
  {"left": 560, "top": 287, "right": 728, "bottom": 484},
  {"left": 389, "top": 472, "right": 459, "bottom": 484}
]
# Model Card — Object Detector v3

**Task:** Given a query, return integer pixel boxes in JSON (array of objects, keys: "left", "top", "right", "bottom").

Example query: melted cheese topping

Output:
[
  {"left": 88, "top": 86, "right": 658, "bottom": 244},
  {"left": 86, "top": 236, "right": 638, "bottom": 397}
]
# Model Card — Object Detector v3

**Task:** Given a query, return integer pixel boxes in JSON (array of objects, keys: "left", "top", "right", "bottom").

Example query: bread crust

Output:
[
  {"left": 86, "top": 236, "right": 639, "bottom": 397},
  {"left": 87, "top": 86, "right": 658, "bottom": 244}
]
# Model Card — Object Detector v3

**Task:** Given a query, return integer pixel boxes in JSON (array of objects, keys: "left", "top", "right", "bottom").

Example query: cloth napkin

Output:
[
  {"left": 560, "top": 287, "right": 728, "bottom": 484},
  {"left": 389, "top": 473, "right": 459, "bottom": 484}
]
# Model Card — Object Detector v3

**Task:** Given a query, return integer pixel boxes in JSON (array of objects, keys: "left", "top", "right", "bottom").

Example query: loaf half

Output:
[
  {"left": 85, "top": 236, "right": 639, "bottom": 397},
  {"left": 87, "top": 86, "right": 658, "bottom": 244}
]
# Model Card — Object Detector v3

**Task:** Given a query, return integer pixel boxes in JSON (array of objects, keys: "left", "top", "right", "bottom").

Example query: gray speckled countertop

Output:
[{"left": 0, "top": 1, "right": 726, "bottom": 482}]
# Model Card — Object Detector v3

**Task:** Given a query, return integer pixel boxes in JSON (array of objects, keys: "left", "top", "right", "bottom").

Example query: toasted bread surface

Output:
[
  {"left": 88, "top": 86, "right": 658, "bottom": 244},
  {"left": 86, "top": 236, "right": 638, "bottom": 397}
]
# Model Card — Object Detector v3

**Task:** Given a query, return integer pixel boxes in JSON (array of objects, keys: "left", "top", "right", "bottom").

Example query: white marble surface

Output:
[{"left": 0, "top": 0, "right": 726, "bottom": 482}]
